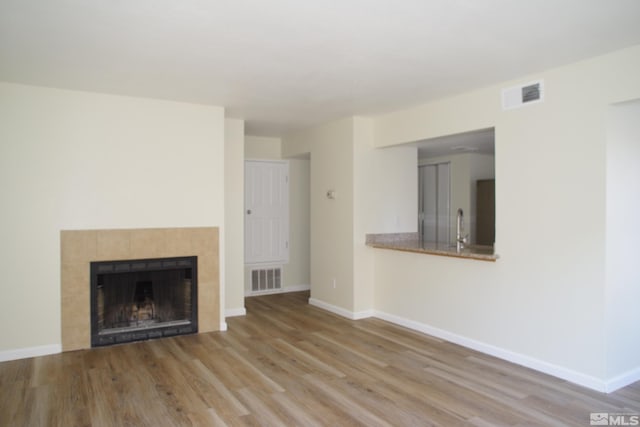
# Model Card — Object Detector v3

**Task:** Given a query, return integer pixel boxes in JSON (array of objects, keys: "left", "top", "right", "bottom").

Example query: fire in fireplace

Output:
[{"left": 90, "top": 256, "right": 198, "bottom": 347}]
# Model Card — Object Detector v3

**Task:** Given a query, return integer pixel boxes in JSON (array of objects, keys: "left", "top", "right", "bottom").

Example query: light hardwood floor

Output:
[{"left": 1, "top": 291, "right": 639, "bottom": 426}]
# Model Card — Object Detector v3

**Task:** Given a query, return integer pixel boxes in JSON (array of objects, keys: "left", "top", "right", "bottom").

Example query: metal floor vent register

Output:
[{"left": 251, "top": 267, "right": 282, "bottom": 292}]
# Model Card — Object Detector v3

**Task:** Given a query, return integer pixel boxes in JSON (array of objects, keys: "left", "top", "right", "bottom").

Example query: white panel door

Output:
[{"left": 245, "top": 160, "right": 289, "bottom": 264}]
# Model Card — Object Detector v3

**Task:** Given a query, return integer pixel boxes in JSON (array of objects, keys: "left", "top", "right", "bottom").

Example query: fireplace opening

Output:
[{"left": 90, "top": 256, "right": 198, "bottom": 347}]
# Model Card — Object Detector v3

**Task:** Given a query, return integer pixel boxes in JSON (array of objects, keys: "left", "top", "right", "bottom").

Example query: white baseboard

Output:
[
  {"left": 373, "top": 310, "right": 611, "bottom": 393},
  {"left": 304, "top": 301, "right": 639, "bottom": 393},
  {"left": 219, "top": 322, "right": 228, "bottom": 331},
  {"left": 0, "top": 344, "right": 62, "bottom": 362},
  {"left": 605, "top": 366, "right": 640, "bottom": 393},
  {"left": 354, "top": 310, "right": 375, "bottom": 320},
  {"left": 308, "top": 298, "right": 373, "bottom": 320},
  {"left": 283, "top": 284, "right": 311, "bottom": 292},
  {"left": 225, "top": 307, "right": 247, "bottom": 318},
  {"left": 247, "top": 284, "right": 310, "bottom": 297}
]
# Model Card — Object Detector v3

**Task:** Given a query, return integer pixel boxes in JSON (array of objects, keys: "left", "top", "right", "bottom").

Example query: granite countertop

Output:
[{"left": 366, "top": 233, "right": 498, "bottom": 262}]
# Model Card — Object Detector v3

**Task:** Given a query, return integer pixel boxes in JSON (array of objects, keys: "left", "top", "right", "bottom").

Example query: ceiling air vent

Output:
[{"left": 502, "top": 80, "right": 544, "bottom": 110}]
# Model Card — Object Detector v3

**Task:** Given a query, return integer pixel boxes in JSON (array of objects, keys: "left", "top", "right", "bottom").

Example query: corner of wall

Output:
[{"left": 224, "top": 118, "right": 246, "bottom": 316}]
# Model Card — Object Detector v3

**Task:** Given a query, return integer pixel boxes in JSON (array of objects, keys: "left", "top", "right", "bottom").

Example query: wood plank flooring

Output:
[{"left": 1, "top": 291, "right": 639, "bottom": 426}]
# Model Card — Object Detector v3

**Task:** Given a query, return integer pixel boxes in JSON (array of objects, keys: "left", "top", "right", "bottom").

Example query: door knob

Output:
[{"left": 246, "top": 209, "right": 252, "bottom": 215}]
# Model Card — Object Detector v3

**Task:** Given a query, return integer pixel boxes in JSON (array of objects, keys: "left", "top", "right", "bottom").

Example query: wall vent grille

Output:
[
  {"left": 502, "top": 80, "right": 544, "bottom": 110},
  {"left": 251, "top": 267, "right": 282, "bottom": 292}
]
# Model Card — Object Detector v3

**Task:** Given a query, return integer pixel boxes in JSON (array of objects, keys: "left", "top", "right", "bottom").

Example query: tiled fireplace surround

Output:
[{"left": 61, "top": 227, "right": 220, "bottom": 351}]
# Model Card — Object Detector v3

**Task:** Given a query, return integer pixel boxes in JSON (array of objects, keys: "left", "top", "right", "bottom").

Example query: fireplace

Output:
[
  {"left": 61, "top": 227, "right": 219, "bottom": 351},
  {"left": 90, "top": 256, "right": 198, "bottom": 347}
]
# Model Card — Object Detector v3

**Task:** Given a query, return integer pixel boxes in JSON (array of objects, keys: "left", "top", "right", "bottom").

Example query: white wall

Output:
[
  {"left": 372, "top": 45, "right": 640, "bottom": 389},
  {"left": 353, "top": 117, "right": 417, "bottom": 314},
  {"left": 287, "top": 158, "right": 311, "bottom": 290},
  {"left": 356, "top": 118, "right": 418, "bottom": 235},
  {"left": 225, "top": 118, "right": 246, "bottom": 317},
  {"left": 284, "top": 118, "right": 355, "bottom": 311},
  {"left": 244, "top": 135, "right": 310, "bottom": 293},
  {"left": 0, "top": 82, "right": 225, "bottom": 353},
  {"left": 605, "top": 99, "right": 640, "bottom": 384},
  {"left": 245, "top": 135, "right": 281, "bottom": 159},
  {"left": 284, "top": 117, "right": 416, "bottom": 316}
]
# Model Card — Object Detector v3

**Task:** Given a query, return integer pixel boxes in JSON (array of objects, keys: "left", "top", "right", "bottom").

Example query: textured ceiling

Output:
[{"left": 1, "top": 0, "right": 640, "bottom": 136}]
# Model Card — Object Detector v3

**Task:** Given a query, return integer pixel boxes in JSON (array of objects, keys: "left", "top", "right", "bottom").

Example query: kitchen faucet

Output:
[{"left": 456, "top": 208, "right": 468, "bottom": 251}]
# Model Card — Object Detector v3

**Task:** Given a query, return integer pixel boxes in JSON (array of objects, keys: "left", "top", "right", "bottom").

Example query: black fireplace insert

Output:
[{"left": 90, "top": 256, "right": 198, "bottom": 347}]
